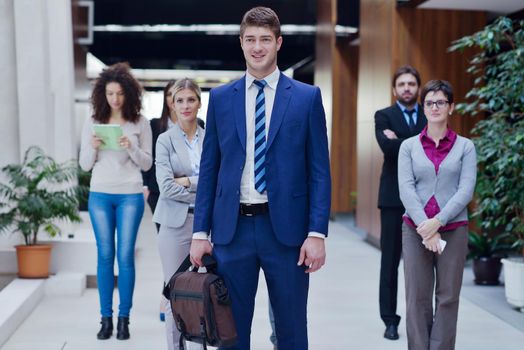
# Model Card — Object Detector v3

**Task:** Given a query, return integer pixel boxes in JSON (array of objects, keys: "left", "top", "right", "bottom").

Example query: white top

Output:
[
  {"left": 240, "top": 67, "right": 280, "bottom": 204},
  {"left": 79, "top": 116, "right": 153, "bottom": 194}
]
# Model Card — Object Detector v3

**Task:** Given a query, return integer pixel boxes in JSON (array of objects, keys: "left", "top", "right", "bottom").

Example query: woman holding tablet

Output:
[{"left": 79, "top": 62, "right": 152, "bottom": 341}]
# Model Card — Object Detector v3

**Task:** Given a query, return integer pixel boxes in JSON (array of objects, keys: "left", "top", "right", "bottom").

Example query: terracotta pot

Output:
[
  {"left": 15, "top": 244, "right": 53, "bottom": 278},
  {"left": 472, "top": 256, "right": 502, "bottom": 285}
]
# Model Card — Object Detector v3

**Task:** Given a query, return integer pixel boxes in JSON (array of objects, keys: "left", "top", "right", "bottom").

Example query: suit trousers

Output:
[
  {"left": 402, "top": 223, "right": 468, "bottom": 350},
  {"left": 157, "top": 214, "right": 202, "bottom": 350},
  {"left": 214, "top": 213, "right": 309, "bottom": 350},
  {"left": 146, "top": 191, "right": 161, "bottom": 233},
  {"left": 379, "top": 207, "right": 404, "bottom": 326}
]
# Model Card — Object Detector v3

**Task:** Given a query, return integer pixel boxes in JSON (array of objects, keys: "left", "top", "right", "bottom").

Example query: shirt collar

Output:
[
  {"left": 175, "top": 122, "right": 199, "bottom": 139},
  {"left": 246, "top": 67, "right": 280, "bottom": 90},
  {"left": 420, "top": 126, "right": 456, "bottom": 142},
  {"left": 396, "top": 100, "right": 418, "bottom": 114}
]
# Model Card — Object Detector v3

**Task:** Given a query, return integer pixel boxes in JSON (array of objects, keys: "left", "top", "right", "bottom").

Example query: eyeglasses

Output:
[{"left": 424, "top": 100, "right": 449, "bottom": 109}]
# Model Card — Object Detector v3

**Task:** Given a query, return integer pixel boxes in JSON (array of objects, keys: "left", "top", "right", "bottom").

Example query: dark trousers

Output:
[
  {"left": 379, "top": 207, "right": 404, "bottom": 327},
  {"left": 147, "top": 191, "right": 161, "bottom": 232}
]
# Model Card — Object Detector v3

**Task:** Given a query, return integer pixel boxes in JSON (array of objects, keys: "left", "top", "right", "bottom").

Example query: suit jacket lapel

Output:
[
  {"left": 393, "top": 103, "right": 412, "bottom": 135},
  {"left": 415, "top": 105, "right": 426, "bottom": 133},
  {"left": 267, "top": 73, "right": 292, "bottom": 150},
  {"left": 233, "top": 77, "right": 247, "bottom": 151},
  {"left": 169, "top": 124, "right": 192, "bottom": 176}
]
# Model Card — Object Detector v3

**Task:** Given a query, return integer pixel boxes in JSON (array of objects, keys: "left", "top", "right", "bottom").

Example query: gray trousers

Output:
[
  {"left": 402, "top": 223, "right": 468, "bottom": 350},
  {"left": 157, "top": 214, "right": 201, "bottom": 350}
]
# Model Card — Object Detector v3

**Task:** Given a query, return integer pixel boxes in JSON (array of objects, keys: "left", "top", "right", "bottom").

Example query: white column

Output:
[
  {"left": 14, "top": 0, "right": 76, "bottom": 162},
  {"left": 48, "top": 0, "right": 76, "bottom": 162},
  {"left": 0, "top": 0, "right": 20, "bottom": 167},
  {"left": 14, "top": 0, "right": 54, "bottom": 158}
]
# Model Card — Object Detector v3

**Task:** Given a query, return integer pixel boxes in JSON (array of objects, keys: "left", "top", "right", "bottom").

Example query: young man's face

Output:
[
  {"left": 240, "top": 26, "right": 282, "bottom": 79},
  {"left": 392, "top": 73, "right": 419, "bottom": 107}
]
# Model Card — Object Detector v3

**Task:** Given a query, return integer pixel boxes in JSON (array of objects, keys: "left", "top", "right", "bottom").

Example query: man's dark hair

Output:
[
  {"left": 392, "top": 65, "right": 421, "bottom": 87},
  {"left": 420, "top": 80, "right": 454, "bottom": 104},
  {"left": 240, "top": 7, "right": 281, "bottom": 38}
]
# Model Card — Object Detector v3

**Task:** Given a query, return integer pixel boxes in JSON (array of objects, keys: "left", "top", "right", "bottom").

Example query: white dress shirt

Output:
[
  {"left": 183, "top": 128, "right": 201, "bottom": 209},
  {"left": 240, "top": 68, "right": 280, "bottom": 204}
]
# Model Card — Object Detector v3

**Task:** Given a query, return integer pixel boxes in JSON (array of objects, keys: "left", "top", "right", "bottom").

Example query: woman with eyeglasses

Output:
[{"left": 398, "top": 80, "right": 477, "bottom": 349}]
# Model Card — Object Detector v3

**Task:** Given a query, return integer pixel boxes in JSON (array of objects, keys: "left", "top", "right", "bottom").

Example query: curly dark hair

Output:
[{"left": 91, "top": 62, "right": 142, "bottom": 123}]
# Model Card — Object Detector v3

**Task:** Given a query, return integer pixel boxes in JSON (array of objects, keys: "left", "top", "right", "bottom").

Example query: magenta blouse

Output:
[{"left": 403, "top": 127, "right": 469, "bottom": 231}]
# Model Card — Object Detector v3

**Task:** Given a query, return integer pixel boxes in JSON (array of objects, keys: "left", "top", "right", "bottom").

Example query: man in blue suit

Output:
[{"left": 190, "top": 7, "right": 331, "bottom": 349}]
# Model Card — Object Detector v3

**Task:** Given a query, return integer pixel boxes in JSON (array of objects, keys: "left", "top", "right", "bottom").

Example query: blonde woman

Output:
[{"left": 153, "top": 78, "right": 205, "bottom": 350}]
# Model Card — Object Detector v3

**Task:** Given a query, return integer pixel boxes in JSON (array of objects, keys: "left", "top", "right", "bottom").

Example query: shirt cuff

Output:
[
  {"left": 308, "top": 232, "right": 326, "bottom": 239},
  {"left": 192, "top": 231, "right": 209, "bottom": 240}
]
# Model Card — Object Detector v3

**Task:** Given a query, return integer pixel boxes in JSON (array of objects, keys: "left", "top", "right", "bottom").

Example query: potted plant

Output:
[
  {"left": 0, "top": 146, "right": 84, "bottom": 278},
  {"left": 467, "top": 231, "right": 513, "bottom": 285},
  {"left": 449, "top": 17, "right": 524, "bottom": 308}
]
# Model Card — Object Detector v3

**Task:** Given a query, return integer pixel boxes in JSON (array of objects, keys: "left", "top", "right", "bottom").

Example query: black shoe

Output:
[
  {"left": 384, "top": 325, "right": 399, "bottom": 340},
  {"left": 116, "top": 317, "right": 130, "bottom": 340},
  {"left": 96, "top": 317, "right": 113, "bottom": 340}
]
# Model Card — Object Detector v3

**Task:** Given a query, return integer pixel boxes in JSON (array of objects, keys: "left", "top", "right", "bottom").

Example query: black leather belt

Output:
[
  {"left": 239, "top": 203, "right": 269, "bottom": 216},
  {"left": 188, "top": 207, "right": 194, "bottom": 214}
]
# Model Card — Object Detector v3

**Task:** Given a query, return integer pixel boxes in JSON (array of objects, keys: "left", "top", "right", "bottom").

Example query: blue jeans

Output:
[{"left": 88, "top": 192, "right": 144, "bottom": 317}]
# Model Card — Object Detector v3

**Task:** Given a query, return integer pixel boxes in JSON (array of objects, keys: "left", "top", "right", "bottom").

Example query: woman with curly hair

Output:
[{"left": 79, "top": 62, "right": 152, "bottom": 341}]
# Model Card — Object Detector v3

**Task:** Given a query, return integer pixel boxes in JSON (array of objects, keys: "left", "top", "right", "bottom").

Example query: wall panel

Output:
[{"left": 357, "top": 1, "right": 486, "bottom": 241}]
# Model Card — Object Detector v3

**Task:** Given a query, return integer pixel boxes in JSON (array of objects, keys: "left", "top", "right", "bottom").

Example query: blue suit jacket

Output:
[{"left": 193, "top": 73, "right": 331, "bottom": 247}]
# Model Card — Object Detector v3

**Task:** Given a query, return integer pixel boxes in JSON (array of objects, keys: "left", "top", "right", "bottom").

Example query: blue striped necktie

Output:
[{"left": 253, "top": 79, "right": 267, "bottom": 194}]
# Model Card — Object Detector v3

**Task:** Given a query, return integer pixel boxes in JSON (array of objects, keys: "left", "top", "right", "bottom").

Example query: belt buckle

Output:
[{"left": 242, "top": 204, "right": 253, "bottom": 217}]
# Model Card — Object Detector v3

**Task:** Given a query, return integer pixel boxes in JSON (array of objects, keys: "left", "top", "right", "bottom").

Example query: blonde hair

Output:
[{"left": 172, "top": 78, "right": 201, "bottom": 102}]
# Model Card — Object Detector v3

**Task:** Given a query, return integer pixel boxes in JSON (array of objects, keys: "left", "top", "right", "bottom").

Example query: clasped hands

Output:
[
  {"left": 417, "top": 217, "right": 444, "bottom": 254},
  {"left": 190, "top": 236, "right": 326, "bottom": 274}
]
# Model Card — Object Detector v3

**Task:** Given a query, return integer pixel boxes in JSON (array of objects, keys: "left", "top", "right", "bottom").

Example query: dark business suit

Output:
[
  {"left": 143, "top": 118, "right": 164, "bottom": 216},
  {"left": 194, "top": 73, "right": 331, "bottom": 349},
  {"left": 374, "top": 103, "right": 426, "bottom": 327}
]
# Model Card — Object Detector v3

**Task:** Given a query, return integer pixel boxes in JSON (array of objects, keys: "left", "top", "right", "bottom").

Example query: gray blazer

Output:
[
  {"left": 153, "top": 123, "right": 205, "bottom": 228},
  {"left": 398, "top": 134, "right": 477, "bottom": 226}
]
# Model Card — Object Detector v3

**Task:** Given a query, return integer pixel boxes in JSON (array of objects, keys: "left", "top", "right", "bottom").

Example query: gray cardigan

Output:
[{"left": 398, "top": 134, "right": 477, "bottom": 226}]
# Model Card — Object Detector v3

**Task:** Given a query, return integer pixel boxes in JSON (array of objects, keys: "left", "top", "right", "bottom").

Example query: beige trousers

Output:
[{"left": 157, "top": 214, "right": 202, "bottom": 350}]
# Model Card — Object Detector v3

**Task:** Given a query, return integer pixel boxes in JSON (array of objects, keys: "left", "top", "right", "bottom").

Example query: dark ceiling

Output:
[{"left": 89, "top": 0, "right": 359, "bottom": 77}]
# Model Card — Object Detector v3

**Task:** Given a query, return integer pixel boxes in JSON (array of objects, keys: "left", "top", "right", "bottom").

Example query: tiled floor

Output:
[{"left": 2, "top": 210, "right": 524, "bottom": 349}]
